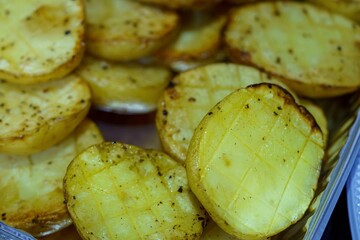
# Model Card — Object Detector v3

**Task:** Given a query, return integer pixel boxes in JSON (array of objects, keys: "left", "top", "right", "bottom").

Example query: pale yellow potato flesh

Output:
[
  {"left": 0, "top": 119, "right": 103, "bottom": 237},
  {"left": 156, "top": 63, "right": 296, "bottom": 164},
  {"left": 0, "top": 0, "right": 85, "bottom": 84},
  {"left": 76, "top": 55, "right": 172, "bottom": 114},
  {"left": 308, "top": 0, "right": 360, "bottom": 23},
  {"left": 156, "top": 10, "right": 227, "bottom": 71},
  {"left": 186, "top": 83, "right": 324, "bottom": 239},
  {"left": 64, "top": 142, "right": 207, "bottom": 240},
  {"left": 84, "top": 0, "right": 179, "bottom": 61},
  {"left": 225, "top": 1, "right": 360, "bottom": 98},
  {"left": 0, "top": 74, "right": 91, "bottom": 155}
]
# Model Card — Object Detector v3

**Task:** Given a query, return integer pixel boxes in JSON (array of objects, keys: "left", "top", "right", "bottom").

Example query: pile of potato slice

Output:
[
  {"left": 0, "top": 0, "right": 102, "bottom": 237},
  {"left": 0, "top": 0, "right": 359, "bottom": 239}
]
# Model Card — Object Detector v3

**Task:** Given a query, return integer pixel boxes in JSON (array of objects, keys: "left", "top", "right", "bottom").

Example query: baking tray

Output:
[
  {"left": 2, "top": 91, "right": 360, "bottom": 239},
  {"left": 347, "top": 149, "right": 360, "bottom": 239}
]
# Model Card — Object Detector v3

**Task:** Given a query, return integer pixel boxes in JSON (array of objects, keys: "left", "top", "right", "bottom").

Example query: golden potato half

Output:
[
  {"left": 308, "top": 0, "right": 360, "bottom": 23},
  {"left": 0, "top": 74, "right": 91, "bottom": 155},
  {"left": 64, "top": 142, "right": 207, "bottom": 240},
  {"left": 225, "top": 1, "right": 360, "bottom": 98},
  {"left": 0, "top": 0, "right": 85, "bottom": 84},
  {"left": 156, "top": 63, "right": 296, "bottom": 164},
  {"left": 85, "top": 0, "right": 179, "bottom": 61},
  {"left": 137, "top": 0, "right": 221, "bottom": 9},
  {"left": 156, "top": 10, "right": 227, "bottom": 72},
  {"left": 186, "top": 83, "right": 324, "bottom": 239},
  {"left": 0, "top": 119, "right": 103, "bottom": 237},
  {"left": 76, "top": 55, "right": 172, "bottom": 114}
]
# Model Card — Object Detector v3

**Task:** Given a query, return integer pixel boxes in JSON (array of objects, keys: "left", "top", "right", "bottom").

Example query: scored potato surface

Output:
[
  {"left": 186, "top": 83, "right": 324, "bottom": 239},
  {"left": 0, "top": 119, "right": 103, "bottom": 237},
  {"left": 0, "top": 74, "right": 91, "bottom": 155},
  {"left": 156, "top": 63, "right": 295, "bottom": 163},
  {"left": 76, "top": 55, "right": 172, "bottom": 114},
  {"left": 0, "top": 0, "right": 85, "bottom": 84},
  {"left": 225, "top": 1, "right": 360, "bottom": 98},
  {"left": 64, "top": 142, "right": 207, "bottom": 240},
  {"left": 85, "top": 0, "right": 179, "bottom": 61}
]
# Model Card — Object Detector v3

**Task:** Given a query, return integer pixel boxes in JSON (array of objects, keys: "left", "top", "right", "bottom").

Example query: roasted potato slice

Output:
[
  {"left": 76, "top": 55, "right": 172, "bottom": 114},
  {"left": 156, "top": 63, "right": 296, "bottom": 163},
  {"left": 0, "top": 74, "right": 91, "bottom": 155},
  {"left": 64, "top": 142, "right": 207, "bottom": 239},
  {"left": 137, "top": 0, "right": 221, "bottom": 9},
  {"left": 225, "top": 1, "right": 360, "bottom": 98},
  {"left": 186, "top": 83, "right": 325, "bottom": 239},
  {"left": 155, "top": 10, "right": 227, "bottom": 72},
  {"left": 0, "top": 0, "right": 85, "bottom": 84},
  {"left": 85, "top": 0, "right": 179, "bottom": 61},
  {"left": 0, "top": 119, "right": 103, "bottom": 237},
  {"left": 308, "top": 0, "right": 360, "bottom": 23}
]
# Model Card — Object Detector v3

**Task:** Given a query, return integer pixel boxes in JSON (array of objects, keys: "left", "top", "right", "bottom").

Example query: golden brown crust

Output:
[
  {"left": 247, "top": 83, "right": 322, "bottom": 134},
  {"left": 0, "top": 0, "right": 86, "bottom": 84}
]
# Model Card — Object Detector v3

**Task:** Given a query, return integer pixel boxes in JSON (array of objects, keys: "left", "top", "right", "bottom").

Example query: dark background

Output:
[{"left": 321, "top": 188, "right": 352, "bottom": 240}]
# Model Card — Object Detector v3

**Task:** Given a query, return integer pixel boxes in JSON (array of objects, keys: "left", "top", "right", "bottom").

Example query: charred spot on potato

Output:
[
  {"left": 188, "top": 97, "right": 196, "bottom": 102},
  {"left": 275, "top": 57, "right": 281, "bottom": 64},
  {"left": 232, "top": 49, "right": 252, "bottom": 62},
  {"left": 168, "top": 88, "right": 180, "bottom": 100}
]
